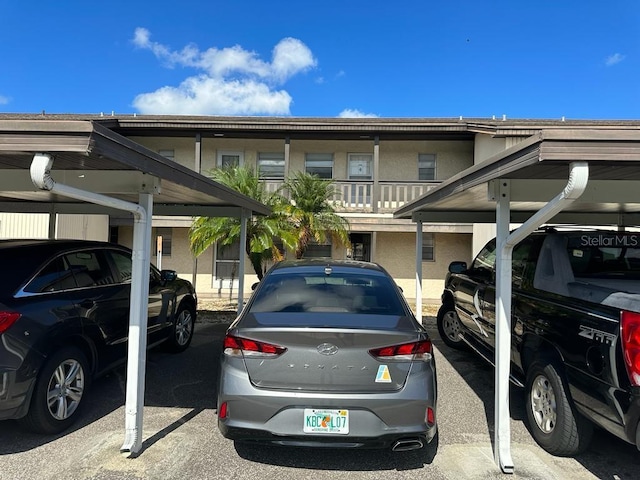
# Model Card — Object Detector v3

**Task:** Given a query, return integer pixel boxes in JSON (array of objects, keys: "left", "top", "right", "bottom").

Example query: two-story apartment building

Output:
[{"left": 2, "top": 114, "right": 637, "bottom": 302}]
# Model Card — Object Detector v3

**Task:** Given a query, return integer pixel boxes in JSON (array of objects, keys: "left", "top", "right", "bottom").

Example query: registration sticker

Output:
[
  {"left": 303, "top": 409, "right": 349, "bottom": 434},
  {"left": 375, "top": 365, "right": 392, "bottom": 383}
]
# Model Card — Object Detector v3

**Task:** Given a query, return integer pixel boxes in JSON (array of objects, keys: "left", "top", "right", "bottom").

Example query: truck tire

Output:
[
  {"left": 525, "top": 360, "right": 593, "bottom": 456},
  {"left": 20, "top": 346, "right": 90, "bottom": 434},
  {"left": 436, "top": 304, "right": 466, "bottom": 350}
]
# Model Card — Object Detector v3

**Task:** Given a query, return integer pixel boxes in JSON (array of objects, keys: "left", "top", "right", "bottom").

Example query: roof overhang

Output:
[
  {"left": 394, "top": 129, "right": 640, "bottom": 225},
  {"left": 0, "top": 119, "right": 271, "bottom": 217}
]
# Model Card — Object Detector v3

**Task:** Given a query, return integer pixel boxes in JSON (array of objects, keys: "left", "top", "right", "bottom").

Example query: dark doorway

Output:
[{"left": 349, "top": 233, "right": 371, "bottom": 262}]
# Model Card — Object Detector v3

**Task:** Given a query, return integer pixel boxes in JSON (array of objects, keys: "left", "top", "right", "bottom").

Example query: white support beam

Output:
[
  {"left": 490, "top": 162, "right": 589, "bottom": 473},
  {"left": 494, "top": 180, "right": 514, "bottom": 473},
  {"left": 237, "top": 209, "right": 249, "bottom": 315},
  {"left": 415, "top": 220, "right": 423, "bottom": 321},
  {"left": 121, "top": 193, "right": 153, "bottom": 455}
]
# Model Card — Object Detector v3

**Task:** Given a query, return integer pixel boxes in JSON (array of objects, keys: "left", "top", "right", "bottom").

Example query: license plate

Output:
[{"left": 303, "top": 409, "right": 349, "bottom": 434}]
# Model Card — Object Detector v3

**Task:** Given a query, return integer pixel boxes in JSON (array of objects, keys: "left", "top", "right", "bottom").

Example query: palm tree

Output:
[
  {"left": 189, "top": 167, "right": 297, "bottom": 280},
  {"left": 283, "top": 171, "right": 351, "bottom": 259}
]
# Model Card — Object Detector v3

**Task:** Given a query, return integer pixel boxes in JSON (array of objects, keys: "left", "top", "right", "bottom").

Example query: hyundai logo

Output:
[{"left": 317, "top": 343, "right": 339, "bottom": 355}]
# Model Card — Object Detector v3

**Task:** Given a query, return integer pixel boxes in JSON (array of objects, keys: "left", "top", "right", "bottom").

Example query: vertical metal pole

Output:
[
  {"left": 121, "top": 193, "right": 153, "bottom": 455},
  {"left": 373, "top": 136, "right": 380, "bottom": 213},
  {"left": 237, "top": 209, "right": 249, "bottom": 315},
  {"left": 284, "top": 136, "right": 291, "bottom": 178},
  {"left": 415, "top": 219, "right": 423, "bottom": 322},
  {"left": 192, "top": 133, "right": 202, "bottom": 289},
  {"left": 156, "top": 235, "right": 162, "bottom": 271},
  {"left": 48, "top": 206, "right": 56, "bottom": 239},
  {"left": 494, "top": 180, "right": 514, "bottom": 473}
]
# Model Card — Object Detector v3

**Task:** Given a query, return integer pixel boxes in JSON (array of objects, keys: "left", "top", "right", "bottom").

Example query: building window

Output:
[
  {"left": 418, "top": 154, "right": 436, "bottom": 181},
  {"left": 421, "top": 233, "right": 435, "bottom": 262},
  {"left": 305, "top": 153, "right": 333, "bottom": 179},
  {"left": 214, "top": 239, "right": 240, "bottom": 288},
  {"left": 348, "top": 153, "right": 373, "bottom": 180},
  {"left": 217, "top": 151, "right": 243, "bottom": 169},
  {"left": 304, "top": 240, "right": 332, "bottom": 259},
  {"left": 258, "top": 152, "right": 285, "bottom": 179},
  {"left": 155, "top": 227, "right": 172, "bottom": 256},
  {"left": 158, "top": 149, "right": 175, "bottom": 160}
]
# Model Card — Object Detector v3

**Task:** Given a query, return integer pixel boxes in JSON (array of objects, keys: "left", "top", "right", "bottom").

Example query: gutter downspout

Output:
[
  {"left": 493, "top": 162, "right": 589, "bottom": 473},
  {"left": 30, "top": 153, "right": 154, "bottom": 456}
]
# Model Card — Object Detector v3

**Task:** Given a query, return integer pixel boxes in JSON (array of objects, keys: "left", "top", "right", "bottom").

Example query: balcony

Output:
[{"left": 263, "top": 180, "right": 440, "bottom": 214}]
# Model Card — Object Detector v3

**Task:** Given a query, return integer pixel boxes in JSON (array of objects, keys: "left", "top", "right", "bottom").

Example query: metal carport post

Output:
[{"left": 489, "top": 163, "right": 588, "bottom": 472}]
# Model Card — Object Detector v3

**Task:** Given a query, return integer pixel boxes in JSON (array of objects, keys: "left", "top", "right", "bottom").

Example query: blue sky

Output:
[{"left": 1, "top": 1, "right": 638, "bottom": 119}]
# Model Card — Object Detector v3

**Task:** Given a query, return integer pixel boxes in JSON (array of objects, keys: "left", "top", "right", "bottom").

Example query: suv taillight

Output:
[
  {"left": 0, "top": 312, "right": 21, "bottom": 334},
  {"left": 621, "top": 311, "right": 640, "bottom": 386}
]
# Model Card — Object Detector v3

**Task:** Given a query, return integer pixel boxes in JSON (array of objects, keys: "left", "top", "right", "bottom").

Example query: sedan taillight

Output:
[
  {"left": 369, "top": 339, "right": 433, "bottom": 362},
  {"left": 0, "top": 312, "right": 21, "bottom": 334},
  {"left": 223, "top": 334, "right": 287, "bottom": 358}
]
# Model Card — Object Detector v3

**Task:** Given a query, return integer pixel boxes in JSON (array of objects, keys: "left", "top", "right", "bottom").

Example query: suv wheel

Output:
[
  {"left": 20, "top": 346, "right": 90, "bottom": 434},
  {"left": 436, "top": 305, "right": 466, "bottom": 349},
  {"left": 165, "top": 304, "right": 195, "bottom": 353},
  {"left": 525, "top": 360, "right": 593, "bottom": 456}
]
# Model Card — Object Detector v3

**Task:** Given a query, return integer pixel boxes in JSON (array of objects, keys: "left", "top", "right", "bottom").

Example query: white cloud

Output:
[
  {"left": 0, "top": 95, "right": 9, "bottom": 105},
  {"left": 605, "top": 53, "right": 626, "bottom": 66},
  {"left": 338, "top": 109, "right": 379, "bottom": 118},
  {"left": 133, "top": 76, "right": 292, "bottom": 115},
  {"left": 131, "top": 28, "right": 317, "bottom": 115}
]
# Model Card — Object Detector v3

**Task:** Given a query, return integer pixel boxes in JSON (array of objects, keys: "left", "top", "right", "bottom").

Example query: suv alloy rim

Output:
[{"left": 47, "top": 359, "right": 85, "bottom": 420}]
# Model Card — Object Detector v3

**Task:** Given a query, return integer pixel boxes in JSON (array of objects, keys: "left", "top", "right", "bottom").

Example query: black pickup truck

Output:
[{"left": 438, "top": 228, "right": 640, "bottom": 456}]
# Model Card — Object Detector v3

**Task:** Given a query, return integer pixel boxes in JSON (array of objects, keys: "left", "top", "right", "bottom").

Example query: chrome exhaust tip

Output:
[{"left": 391, "top": 438, "right": 424, "bottom": 452}]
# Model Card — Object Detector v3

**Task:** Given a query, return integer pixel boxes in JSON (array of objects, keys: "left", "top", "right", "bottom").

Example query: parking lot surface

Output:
[{"left": 1, "top": 316, "right": 638, "bottom": 479}]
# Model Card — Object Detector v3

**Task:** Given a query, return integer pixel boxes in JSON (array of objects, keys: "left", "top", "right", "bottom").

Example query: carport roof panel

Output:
[
  {"left": 394, "top": 129, "right": 640, "bottom": 225},
  {"left": 0, "top": 119, "right": 270, "bottom": 216}
]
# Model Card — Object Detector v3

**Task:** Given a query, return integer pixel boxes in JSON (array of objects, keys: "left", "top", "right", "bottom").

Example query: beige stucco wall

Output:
[
  {"left": 374, "top": 231, "right": 471, "bottom": 302},
  {"left": 128, "top": 136, "right": 474, "bottom": 183},
  {"left": 474, "top": 134, "right": 506, "bottom": 164},
  {"left": 378, "top": 140, "right": 474, "bottom": 181}
]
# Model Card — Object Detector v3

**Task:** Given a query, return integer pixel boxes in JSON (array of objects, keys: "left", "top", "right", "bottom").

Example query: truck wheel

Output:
[
  {"left": 20, "top": 346, "right": 90, "bottom": 434},
  {"left": 525, "top": 360, "right": 593, "bottom": 456},
  {"left": 436, "top": 305, "right": 466, "bottom": 349},
  {"left": 165, "top": 304, "right": 195, "bottom": 353}
]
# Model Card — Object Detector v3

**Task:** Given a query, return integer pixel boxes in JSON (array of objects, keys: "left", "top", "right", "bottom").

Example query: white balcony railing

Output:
[{"left": 261, "top": 180, "right": 440, "bottom": 213}]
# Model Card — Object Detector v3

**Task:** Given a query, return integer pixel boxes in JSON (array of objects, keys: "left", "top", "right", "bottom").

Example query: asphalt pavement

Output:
[{"left": 1, "top": 316, "right": 638, "bottom": 480}]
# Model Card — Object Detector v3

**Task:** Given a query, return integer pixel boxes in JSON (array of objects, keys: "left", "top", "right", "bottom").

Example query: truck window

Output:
[
  {"left": 513, "top": 239, "right": 534, "bottom": 288},
  {"left": 471, "top": 240, "right": 496, "bottom": 280},
  {"left": 566, "top": 233, "right": 640, "bottom": 278}
]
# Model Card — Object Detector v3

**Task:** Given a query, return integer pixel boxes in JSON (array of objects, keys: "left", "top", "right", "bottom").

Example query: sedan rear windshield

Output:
[{"left": 249, "top": 272, "right": 406, "bottom": 316}]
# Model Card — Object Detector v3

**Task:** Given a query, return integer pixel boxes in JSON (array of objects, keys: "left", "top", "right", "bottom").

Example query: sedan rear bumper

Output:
[
  {"left": 219, "top": 422, "right": 436, "bottom": 449},
  {"left": 217, "top": 360, "right": 437, "bottom": 448}
]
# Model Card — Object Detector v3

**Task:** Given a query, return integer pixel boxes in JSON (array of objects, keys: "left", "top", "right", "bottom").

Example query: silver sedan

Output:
[{"left": 217, "top": 259, "right": 437, "bottom": 453}]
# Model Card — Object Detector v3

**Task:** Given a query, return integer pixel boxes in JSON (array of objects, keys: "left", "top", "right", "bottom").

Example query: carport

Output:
[
  {"left": 0, "top": 119, "right": 270, "bottom": 455},
  {"left": 394, "top": 128, "right": 640, "bottom": 473}
]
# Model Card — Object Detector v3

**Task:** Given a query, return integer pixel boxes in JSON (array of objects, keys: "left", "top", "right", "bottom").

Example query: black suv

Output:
[{"left": 0, "top": 239, "right": 197, "bottom": 433}]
